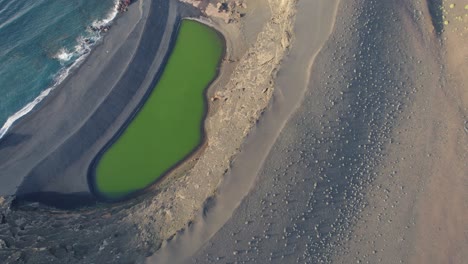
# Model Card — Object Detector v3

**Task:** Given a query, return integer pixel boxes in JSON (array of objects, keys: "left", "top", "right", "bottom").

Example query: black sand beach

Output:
[{"left": 0, "top": 0, "right": 178, "bottom": 207}]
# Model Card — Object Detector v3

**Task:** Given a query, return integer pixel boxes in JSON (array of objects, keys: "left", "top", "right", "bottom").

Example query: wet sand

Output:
[{"left": 0, "top": 0, "right": 178, "bottom": 205}]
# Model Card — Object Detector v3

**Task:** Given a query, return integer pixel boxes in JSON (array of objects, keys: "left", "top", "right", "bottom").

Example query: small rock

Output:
[
  {"left": 14, "top": 217, "right": 26, "bottom": 227},
  {"left": 0, "top": 239, "right": 7, "bottom": 249},
  {"left": 101, "top": 213, "right": 112, "bottom": 219},
  {"left": 99, "top": 240, "right": 109, "bottom": 251}
]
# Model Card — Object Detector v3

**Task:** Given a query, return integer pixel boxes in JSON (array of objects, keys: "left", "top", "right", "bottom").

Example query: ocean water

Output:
[{"left": 0, "top": 0, "right": 119, "bottom": 138}]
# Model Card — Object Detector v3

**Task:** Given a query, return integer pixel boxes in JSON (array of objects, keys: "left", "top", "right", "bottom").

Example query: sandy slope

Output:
[
  {"left": 334, "top": 1, "right": 467, "bottom": 263},
  {"left": 153, "top": 0, "right": 467, "bottom": 263}
]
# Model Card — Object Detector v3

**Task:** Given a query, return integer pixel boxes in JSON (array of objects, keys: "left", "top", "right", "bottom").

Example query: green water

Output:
[{"left": 95, "top": 20, "right": 223, "bottom": 198}]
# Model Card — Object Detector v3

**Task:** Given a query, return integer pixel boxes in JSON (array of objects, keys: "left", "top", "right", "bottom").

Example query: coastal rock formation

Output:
[
  {"left": 180, "top": 0, "right": 248, "bottom": 23},
  {"left": 118, "top": 0, "right": 134, "bottom": 13}
]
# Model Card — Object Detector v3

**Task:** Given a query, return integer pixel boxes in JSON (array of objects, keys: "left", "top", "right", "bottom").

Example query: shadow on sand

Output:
[
  {"left": 11, "top": 192, "right": 97, "bottom": 210},
  {"left": 0, "top": 133, "right": 31, "bottom": 150},
  {"left": 426, "top": 0, "right": 444, "bottom": 35}
]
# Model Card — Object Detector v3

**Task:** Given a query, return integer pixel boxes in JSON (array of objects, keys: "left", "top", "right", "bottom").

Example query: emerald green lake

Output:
[{"left": 94, "top": 20, "right": 223, "bottom": 198}]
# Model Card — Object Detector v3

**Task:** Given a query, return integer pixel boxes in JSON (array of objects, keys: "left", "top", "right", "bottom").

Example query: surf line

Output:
[{"left": 0, "top": 0, "right": 127, "bottom": 140}]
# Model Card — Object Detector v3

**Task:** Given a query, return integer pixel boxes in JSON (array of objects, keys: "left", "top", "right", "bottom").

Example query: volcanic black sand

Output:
[{"left": 0, "top": 0, "right": 178, "bottom": 207}]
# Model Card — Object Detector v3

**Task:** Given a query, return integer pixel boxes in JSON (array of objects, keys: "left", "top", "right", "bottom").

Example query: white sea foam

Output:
[
  {"left": 54, "top": 48, "right": 73, "bottom": 62},
  {"left": 91, "top": 0, "right": 120, "bottom": 29},
  {"left": 0, "top": 41, "right": 91, "bottom": 139},
  {"left": 0, "top": 0, "right": 121, "bottom": 140},
  {"left": 0, "top": 87, "right": 52, "bottom": 139}
]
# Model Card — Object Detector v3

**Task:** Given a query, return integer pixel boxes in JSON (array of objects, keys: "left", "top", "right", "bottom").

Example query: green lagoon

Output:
[{"left": 94, "top": 20, "right": 223, "bottom": 198}]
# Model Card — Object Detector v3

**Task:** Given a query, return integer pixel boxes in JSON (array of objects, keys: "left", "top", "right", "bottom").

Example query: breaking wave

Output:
[{"left": 0, "top": 0, "right": 122, "bottom": 140}]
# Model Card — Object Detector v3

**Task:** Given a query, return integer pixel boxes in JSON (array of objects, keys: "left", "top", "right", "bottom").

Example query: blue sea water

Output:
[{"left": 0, "top": 0, "right": 118, "bottom": 138}]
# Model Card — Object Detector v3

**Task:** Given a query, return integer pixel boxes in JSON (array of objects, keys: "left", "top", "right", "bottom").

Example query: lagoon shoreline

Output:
[
  {"left": 0, "top": 0, "right": 299, "bottom": 262},
  {"left": 0, "top": 0, "right": 179, "bottom": 207},
  {"left": 88, "top": 18, "right": 228, "bottom": 204}
]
